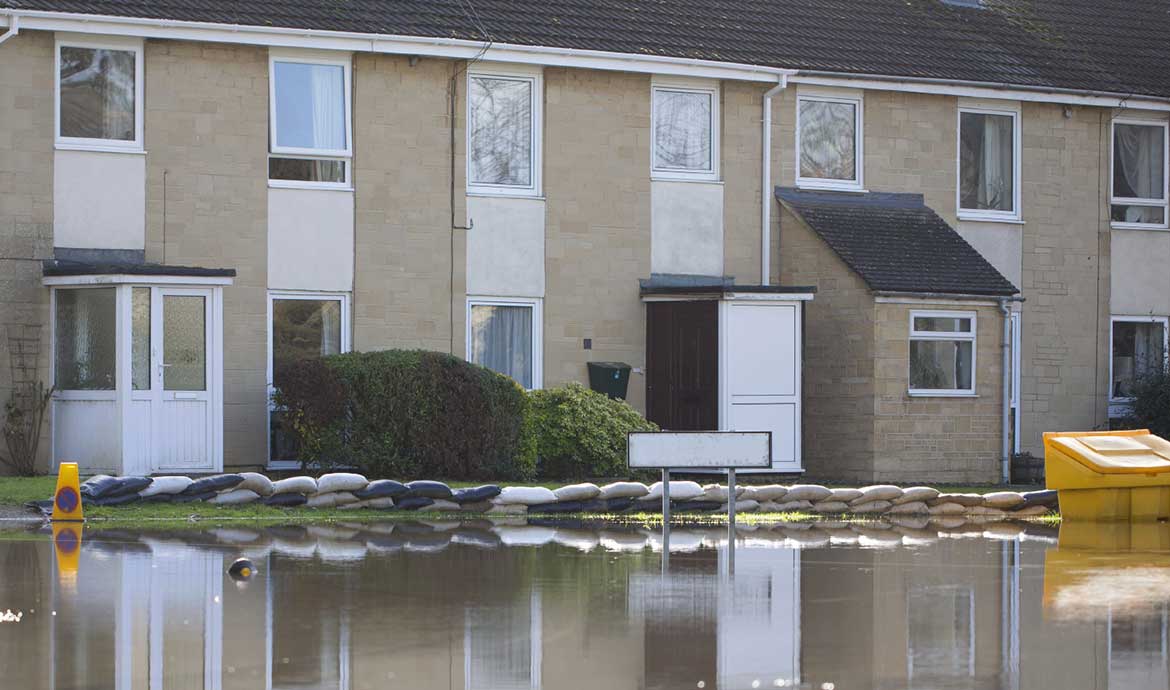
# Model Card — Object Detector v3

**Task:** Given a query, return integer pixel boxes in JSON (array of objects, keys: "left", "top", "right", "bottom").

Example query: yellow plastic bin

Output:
[{"left": 1044, "top": 429, "right": 1170, "bottom": 521}]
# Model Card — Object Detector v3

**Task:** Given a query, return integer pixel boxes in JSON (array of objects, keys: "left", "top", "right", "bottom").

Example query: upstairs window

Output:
[
  {"left": 958, "top": 108, "right": 1019, "bottom": 220},
  {"left": 56, "top": 39, "right": 143, "bottom": 149},
  {"left": 468, "top": 72, "right": 540, "bottom": 195},
  {"left": 1111, "top": 120, "right": 1169, "bottom": 228},
  {"left": 797, "top": 95, "right": 862, "bottom": 190},
  {"left": 269, "top": 54, "right": 352, "bottom": 188},
  {"left": 909, "top": 312, "right": 977, "bottom": 396},
  {"left": 652, "top": 84, "right": 717, "bottom": 180}
]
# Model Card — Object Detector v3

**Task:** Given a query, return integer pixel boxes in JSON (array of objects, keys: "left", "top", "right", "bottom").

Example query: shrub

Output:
[
  {"left": 1122, "top": 369, "right": 1170, "bottom": 439},
  {"left": 273, "top": 350, "right": 536, "bottom": 480},
  {"left": 529, "top": 382, "right": 658, "bottom": 478}
]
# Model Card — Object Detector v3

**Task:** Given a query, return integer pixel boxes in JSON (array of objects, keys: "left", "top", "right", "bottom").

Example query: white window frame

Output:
[
  {"left": 54, "top": 35, "right": 145, "bottom": 153},
  {"left": 650, "top": 82, "right": 720, "bottom": 182},
  {"left": 266, "top": 290, "right": 352, "bottom": 470},
  {"left": 268, "top": 51, "right": 353, "bottom": 190},
  {"left": 908, "top": 310, "right": 978, "bottom": 397},
  {"left": 465, "top": 296, "right": 543, "bottom": 390},
  {"left": 1109, "top": 118, "right": 1170, "bottom": 230},
  {"left": 466, "top": 69, "right": 543, "bottom": 197},
  {"left": 1108, "top": 314, "right": 1169, "bottom": 405},
  {"left": 795, "top": 94, "right": 864, "bottom": 191},
  {"left": 956, "top": 106, "right": 1022, "bottom": 222}
]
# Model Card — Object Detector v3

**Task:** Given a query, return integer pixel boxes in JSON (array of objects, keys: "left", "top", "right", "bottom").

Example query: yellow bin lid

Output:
[{"left": 1046, "top": 430, "right": 1170, "bottom": 474}]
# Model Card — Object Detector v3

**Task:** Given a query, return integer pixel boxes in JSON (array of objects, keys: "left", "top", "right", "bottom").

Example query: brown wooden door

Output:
[{"left": 646, "top": 300, "right": 719, "bottom": 430}]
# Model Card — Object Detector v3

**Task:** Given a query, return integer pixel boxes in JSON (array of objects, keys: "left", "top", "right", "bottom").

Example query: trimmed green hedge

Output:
[
  {"left": 274, "top": 350, "right": 536, "bottom": 480},
  {"left": 529, "top": 382, "right": 658, "bottom": 478}
]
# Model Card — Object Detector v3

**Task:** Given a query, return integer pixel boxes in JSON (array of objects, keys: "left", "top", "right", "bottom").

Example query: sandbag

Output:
[
  {"left": 339, "top": 497, "right": 397, "bottom": 510},
  {"left": 928, "top": 502, "right": 967, "bottom": 515},
  {"left": 139, "top": 494, "right": 180, "bottom": 504},
  {"left": 645, "top": 481, "right": 703, "bottom": 501},
  {"left": 983, "top": 491, "right": 1026, "bottom": 509},
  {"left": 529, "top": 499, "right": 605, "bottom": 514},
  {"left": 354, "top": 479, "right": 408, "bottom": 500},
  {"left": 211, "top": 489, "right": 260, "bottom": 505},
  {"left": 729, "top": 499, "right": 760, "bottom": 513},
  {"left": 496, "top": 486, "right": 557, "bottom": 505},
  {"left": 700, "top": 484, "right": 744, "bottom": 503},
  {"left": 893, "top": 486, "right": 940, "bottom": 505},
  {"left": 737, "top": 487, "right": 762, "bottom": 501},
  {"left": 827, "top": 488, "right": 863, "bottom": 503},
  {"left": 1016, "top": 489, "right": 1058, "bottom": 510},
  {"left": 452, "top": 485, "right": 501, "bottom": 504},
  {"left": 785, "top": 485, "right": 832, "bottom": 502},
  {"left": 272, "top": 476, "right": 317, "bottom": 495},
  {"left": 753, "top": 485, "right": 789, "bottom": 501},
  {"left": 110, "top": 477, "right": 153, "bottom": 497},
  {"left": 486, "top": 502, "right": 527, "bottom": 515},
  {"left": 1013, "top": 505, "right": 1052, "bottom": 516},
  {"left": 811, "top": 500, "right": 850, "bottom": 513},
  {"left": 930, "top": 493, "right": 985, "bottom": 507},
  {"left": 672, "top": 500, "right": 723, "bottom": 512},
  {"left": 79, "top": 475, "right": 118, "bottom": 499},
  {"left": 405, "top": 480, "right": 454, "bottom": 500},
  {"left": 305, "top": 493, "right": 337, "bottom": 509},
  {"left": 770, "top": 499, "right": 814, "bottom": 512},
  {"left": 598, "top": 481, "right": 649, "bottom": 500},
  {"left": 850, "top": 485, "right": 903, "bottom": 505},
  {"left": 329, "top": 491, "right": 360, "bottom": 506},
  {"left": 430, "top": 499, "right": 461, "bottom": 511},
  {"left": 396, "top": 496, "right": 435, "bottom": 511},
  {"left": 265, "top": 493, "right": 308, "bottom": 507},
  {"left": 172, "top": 490, "right": 216, "bottom": 503},
  {"left": 183, "top": 474, "right": 243, "bottom": 495},
  {"left": 91, "top": 492, "right": 141, "bottom": 507},
  {"left": 553, "top": 483, "right": 601, "bottom": 502},
  {"left": 886, "top": 501, "right": 929, "bottom": 515},
  {"left": 601, "top": 497, "right": 636, "bottom": 512},
  {"left": 459, "top": 500, "right": 494, "bottom": 513},
  {"left": 849, "top": 499, "right": 893, "bottom": 514},
  {"left": 969, "top": 505, "right": 1008, "bottom": 516},
  {"left": 139, "top": 476, "right": 192, "bottom": 497},
  {"left": 316, "top": 472, "right": 368, "bottom": 494},
  {"left": 235, "top": 472, "right": 274, "bottom": 497}
]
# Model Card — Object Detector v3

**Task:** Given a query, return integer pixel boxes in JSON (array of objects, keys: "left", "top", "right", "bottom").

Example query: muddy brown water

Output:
[{"left": 0, "top": 519, "right": 1168, "bottom": 689}]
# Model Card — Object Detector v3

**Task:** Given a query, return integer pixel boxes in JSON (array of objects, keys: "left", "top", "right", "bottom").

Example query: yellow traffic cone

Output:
[{"left": 50, "top": 462, "right": 84, "bottom": 522}]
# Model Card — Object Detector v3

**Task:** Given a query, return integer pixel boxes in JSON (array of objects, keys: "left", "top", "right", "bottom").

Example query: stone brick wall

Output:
[
  {"left": 543, "top": 68, "right": 652, "bottom": 412},
  {"left": 144, "top": 40, "right": 270, "bottom": 469},
  {"left": 0, "top": 31, "right": 54, "bottom": 473},
  {"left": 721, "top": 81, "right": 765, "bottom": 284}
]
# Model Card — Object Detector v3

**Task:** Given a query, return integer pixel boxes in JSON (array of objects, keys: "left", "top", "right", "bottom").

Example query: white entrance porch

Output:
[{"left": 44, "top": 263, "right": 234, "bottom": 475}]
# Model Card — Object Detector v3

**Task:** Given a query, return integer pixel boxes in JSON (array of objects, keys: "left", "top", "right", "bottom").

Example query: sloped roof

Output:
[
  {"left": 775, "top": 187, "right": 1019, "bottom": 297},
  {"left": 4, "top": 0, "right": 1170, "bottom": 99}
]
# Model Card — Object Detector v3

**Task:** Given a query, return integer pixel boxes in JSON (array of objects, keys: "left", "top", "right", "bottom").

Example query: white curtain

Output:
[
  {"left": 319, "top": 300, "right": 341, "bottom": 356},
  {"left": 1114, "top": 124, "right": 1164, "bottom": 223},
  {"left": 961, "top": 113, "right": 1013, "bottom": 212},
  {"left": 471, "top": 305, "right": 533, "bottom": 388},
  {"left": 310, "top": 64, "right": 346, "bottom": 150}
]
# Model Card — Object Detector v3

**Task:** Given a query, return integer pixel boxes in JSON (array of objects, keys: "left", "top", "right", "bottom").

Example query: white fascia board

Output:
[
  {"left": 790, "top": 74, "right": 1170, "bottom": 112},
  {"left": 2, "top": 10, "right": 792, "bottom": 83},
  {"left": 43, "top": 274, "right": 234, "bottom": 286}
]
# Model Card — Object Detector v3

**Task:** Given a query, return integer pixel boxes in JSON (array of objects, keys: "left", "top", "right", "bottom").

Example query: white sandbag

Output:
[
  {"left": 968, "top": 505, "right": 1008, "bottom": 517},
  {"left": 210, "top": 489, "right": 260, "bottom": 505},
  {"left": 1013, "top": 505, "right": 1052, "bottom": 516},
  {"left": 598, "top": 481, "right": 649, "bottom": 500},
  {"left": 893, "top": 486, "right": 939, "bottom": 505},
  {"left": 306, "top": 493, "right": 337, "bottom": 509},
  {"left": 851, "top": 485, "right": 903, "bottom": 504},
  {"left": 486, "top": 502, "right": 528, "bottom": 515},
  {"left": 699, "top": 484, "right": 743, "bottom": 503},
  {"left": 235, "top": 472, "right": 274, "bottom": 497},
  {"left": 785, "top": 484, "right": 832, "bottom": 502},
  {"left": 886, "top": 501, "right": 929, "bottom": 515},
  {"left": 982, "top": 491, "right": 1026, "bottom": 509},
  {"left": 339, "top": 497, "right": 397, "bottom": 510},
  {"left": 553, "top": 483, "right": 601, "bottom": 502},
  {"left": 929, "top": 502, "right": 967, "bottom": 515},
  {"left": 272, "top": 476, "right": 317, "bottom": 495},
  {"left": 753, "top": 485, "right": 789, "bottom": 501},
  {"left": 726, "top": 499, "right": 759, "bottom": 513},
  {"left": 737, "top": 486, "right": 762, "bottom": 501},
  {"left": 811, "top": 500, "right": 850, "bottom": 513},
  {"left": 770, "top": 499, "right": 814, "bottom": 512},
  {"left": 139, "top": 476, "right": 193, "bottom": 497},
  {"left": 827, "top": 488, "right": 863, "bottom": 503},
  {"left": 930, "top": 493, "right": 984, "bottom": 507},
  {"left": 459, "top": 500, "right": 493, "bottom": 513},
  {"left": 849, "top": 499, "right": 893, "bottom": 514},
  {"left": 316, "top": 472, "right": 368, "bottom": 494},
  {"left": 645, "top": 481, "right": 703, "bottom": 501},
  {"left": 429, "top": 499, "right": 461, "bottom": 511},
  {"left": 496, "top": 486, "right": 557, "bottom": 506}
]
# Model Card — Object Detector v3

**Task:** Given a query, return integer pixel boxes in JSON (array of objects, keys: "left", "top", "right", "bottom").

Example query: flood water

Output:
[{"left": 2, "top": 519, "right": 1169, "bottom": 689}]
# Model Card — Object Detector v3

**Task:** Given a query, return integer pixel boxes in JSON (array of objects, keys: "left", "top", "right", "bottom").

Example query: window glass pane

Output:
[
  {"left": 269, "top": 157, "right": 346, "bottom": 183},
  {"left": 470, "top": 305, "right": 533, "bottom": 388},
  {"left": 654, "top": 89, "right": 712, "bottom": 171},
  {"left": 913, "top": 316, "right": 972, "bottom": 333},
  {"left": 959, "top": 112, "right": 1014, "bottom": 212},
  {"left": 1111, "top": 204, "right": 1166, "bottom": 225},
  {"left": 1112, "top": 321, "right": 1166, "bottom": 398},
  {"left": 273, "top": 61, "right": 347, "bottom": 151},
  {"left": 1114, "top": 124, "right": 1165, "bottom": 201},
  {"left": 59, "top": 46, "right": 136, "bottom": 141},
  {"left": 910, "top": 340, "right": 973, "bottom": 391},
  {"left": 132, "top": 287, "right": 150, "bottom": 391},
  {"left": 54, "top": 288, "right": 116, "bottom": 390},
  {"left": 799, "top": 99, "right": 857, "bottom": 181},
  {"left": 270, "top": 299, "right": 343, "bottom": 463},
  {"left": 469, "top": 76, "right": 533, "bottom": 186},
  {"left": 163, "top": 295, "right": 206, "bottom": 392}
]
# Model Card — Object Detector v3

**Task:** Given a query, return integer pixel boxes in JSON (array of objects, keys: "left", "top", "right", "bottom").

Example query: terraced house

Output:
[{"left": 1, "top": 0, "right": 1168, "bottom": 483}]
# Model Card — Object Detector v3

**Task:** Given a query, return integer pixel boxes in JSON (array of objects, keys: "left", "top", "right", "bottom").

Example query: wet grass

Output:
[{"left": 0, "top": 476, "right": 57, "bottom": 506}]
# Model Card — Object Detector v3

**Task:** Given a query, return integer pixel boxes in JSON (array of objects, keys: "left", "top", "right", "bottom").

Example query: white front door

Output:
[{"left": 151, "top": 288, "right": 216, "bottom": 471}]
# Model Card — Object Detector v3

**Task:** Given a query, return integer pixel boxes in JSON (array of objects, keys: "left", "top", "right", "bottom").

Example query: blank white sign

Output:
[{"left": 628, "top": 431, "right": 772, "bottom": 469}]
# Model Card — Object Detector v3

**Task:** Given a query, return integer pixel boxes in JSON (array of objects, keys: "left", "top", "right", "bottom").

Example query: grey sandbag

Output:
[
  {"left": 528, "top": 499, "right": 604, "bottom": 514},
  {"left": 139, "top": 494, "right": 180, "bottom": 504},
  {"left": 354, "top": 479, "right": 408, "bottom": 500},
  {"left": 673, "top": 501, "right": 724, "bottom": 512},
  {"left": 173, "top": 490, "right": 216, "bottom": 503},
  {"left": 601, "top": 497, "right": 636, "bottom": 512},
  {"left": 92, "top": 492, "right": 142, "bottom": 507},
  {"left": 404, "top": 480, "right": 453, "bottom": 500},
  {"left": 109, "top": 476, "right": 153, "bottom": 497},
  {"left": 395, "top": 496, "right": 435, "bottom": 510},
  {"left": 182, "top": 474, "right": 244, "bottom": 495},
  {"left": 79, "top": 475, "right": 121, "bottom": 499},
  {"left": 453, "top": 485, "right": 502, "bottom": 504},
  {"left": 1014, "top": 489, "right": 1059, "bottom": 510},
  {"left": 265, "top": 493, "right": 308, "bottom": 507}
]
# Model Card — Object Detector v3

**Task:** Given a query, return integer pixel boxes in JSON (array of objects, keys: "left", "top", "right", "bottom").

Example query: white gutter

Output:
[
  {"left": 998, "top": 296, "right": 1025, "bottom": 484},
  {"left": 0, "top": 12, "right": 18, "bottom": 45},
  {"left": 760, "top": 76, "right": 789, "bottom": 285}
]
